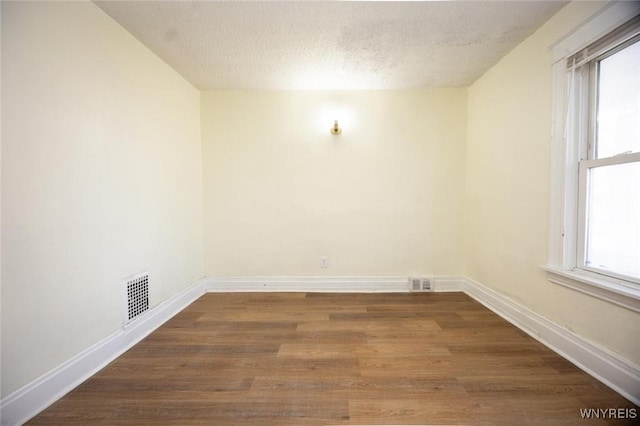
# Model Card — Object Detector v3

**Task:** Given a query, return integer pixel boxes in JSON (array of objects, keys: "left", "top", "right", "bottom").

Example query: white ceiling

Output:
[{"left": 94, "top": 1, "right": 567, "bottom": 91}]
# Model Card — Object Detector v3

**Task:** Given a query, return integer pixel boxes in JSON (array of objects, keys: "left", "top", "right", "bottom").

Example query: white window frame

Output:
[
  {"left": 545, "top": 2, "right": 640, "bottom": 313},
  {"left": 577, "top": 35, "right": 640, "bottom": 283}
]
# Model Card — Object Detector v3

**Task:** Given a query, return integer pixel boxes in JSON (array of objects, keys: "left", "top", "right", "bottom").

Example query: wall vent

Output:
[
  {"left": 125, "top": 271, "right": 149, "bottom": 323},
  {"left": 409, "top": 277, "right": 432, "bottom": 292}
]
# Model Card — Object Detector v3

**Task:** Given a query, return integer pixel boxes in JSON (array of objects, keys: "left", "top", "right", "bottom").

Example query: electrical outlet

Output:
[{"left": 321, "top": 256, "right": 328, "bottom": 268}]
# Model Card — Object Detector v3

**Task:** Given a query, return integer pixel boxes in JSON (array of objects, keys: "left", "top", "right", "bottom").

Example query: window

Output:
[
  {"left": 546, "top": 7, "right": 640, "bottom": 312},
  {"left": 577, "top": 33, "right": 640, "bottom": 284}
]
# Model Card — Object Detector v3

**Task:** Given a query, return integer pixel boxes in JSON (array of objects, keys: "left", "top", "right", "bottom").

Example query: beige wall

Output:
[
  {"left": 465, "top": 0, "right": 640, "bottom": 364},
  {"left": 201, "top": 90, "right": 467, "bottom": 277},
  {"left": 1, "top": 1, "right": 204, "bottom": 396}
]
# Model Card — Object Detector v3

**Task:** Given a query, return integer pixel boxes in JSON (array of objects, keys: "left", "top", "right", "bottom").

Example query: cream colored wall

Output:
[
  {"left": 1, "top": 1, "right": 204, "bottom": 396},
  {"left": 465, "top": 1, "right": 640, "bottom": 364},
  {"left": 201, "top": 90, "right": 467, "bottom": 277}
]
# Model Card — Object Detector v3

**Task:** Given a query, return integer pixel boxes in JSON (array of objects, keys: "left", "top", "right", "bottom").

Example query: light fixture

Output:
[{"left": 330, "top": 120, "right": 342, "bottom": 135}]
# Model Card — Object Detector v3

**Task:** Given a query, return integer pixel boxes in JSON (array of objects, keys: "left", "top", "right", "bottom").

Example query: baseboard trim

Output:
[
  {"left": 205, "top": 275, "right": 465, "bottom": 293},
  {"left": 433, "top": 276, "right": 466, "bottom": 292},
  {"left": 462, "top": 277, "right": 640, "bottom": 406},
  {"left": 0, "top": 278, "right": 208, "bottom": 426},
  {"left": 204, "top": 276, "right": 410, "bottom": 293}
]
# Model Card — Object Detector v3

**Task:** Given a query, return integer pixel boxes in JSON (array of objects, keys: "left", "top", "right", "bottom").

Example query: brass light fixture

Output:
[{"left": 330, "top": 120, "right": 342, "bottom": 135}]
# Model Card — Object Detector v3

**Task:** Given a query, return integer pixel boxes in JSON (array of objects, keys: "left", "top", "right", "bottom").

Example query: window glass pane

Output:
[
  {"left": 586, "top": 162, "right": 640, "bottom": 280},
  {"left": 596, "top": 40, "right": 640, "bottom": 159}
]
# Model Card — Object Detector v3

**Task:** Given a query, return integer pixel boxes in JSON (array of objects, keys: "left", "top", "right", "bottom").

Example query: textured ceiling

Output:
[{"left": 94, "top": 1, "right": 567, "bottom": 90}]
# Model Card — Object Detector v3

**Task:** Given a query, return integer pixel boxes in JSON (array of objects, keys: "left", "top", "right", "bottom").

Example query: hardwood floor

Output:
[{"left": 29, "top": 292, "right": 637, "bottom": 425}]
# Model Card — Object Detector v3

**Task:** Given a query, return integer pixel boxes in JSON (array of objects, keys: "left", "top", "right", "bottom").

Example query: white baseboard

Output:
[
  {"left": 462, "top": 277, "right": 640, "bottom": 406},
  {"left": 433, "top": 276, "right": 465, "bottom": 292},
  {"left": 204, "top": 276, "right": 411, "bottom": 293},
  {"left": 205, "top": 275, "right": 466, "bottom": 293},
  {"left": 0, "top": 278, "right": 208, "bottom": 426}
]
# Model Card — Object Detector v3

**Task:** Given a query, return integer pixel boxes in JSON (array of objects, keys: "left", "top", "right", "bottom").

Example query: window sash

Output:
[
  {"left": 576, "top": 152, "right": 640, "bottom": 285},
  {"left": 587, "top": 34, "right": 640, "bottom": 161}
]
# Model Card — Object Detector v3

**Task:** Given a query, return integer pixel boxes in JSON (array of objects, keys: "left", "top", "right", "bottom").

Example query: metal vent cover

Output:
[
  {"left": 125, "top": 272, "right": 149, "bottom": 322},
  {"left": 421, "top": 278, "right": 432, "bottom": 291},
  {"left": 409, "top": 277, "right": 432, "bottom": 292},
  {"left": 411, "top": 278, "right": 422, "bottom": 291}
]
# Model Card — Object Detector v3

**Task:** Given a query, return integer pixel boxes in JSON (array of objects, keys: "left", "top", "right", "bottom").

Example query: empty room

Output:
[{"left": 1, "top": 0, "right": 639, "bottom": 424}]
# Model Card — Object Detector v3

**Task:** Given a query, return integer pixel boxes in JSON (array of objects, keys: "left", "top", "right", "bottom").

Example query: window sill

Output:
[{"left": 542, "top": 266, "right": 640, "bottom": 313}]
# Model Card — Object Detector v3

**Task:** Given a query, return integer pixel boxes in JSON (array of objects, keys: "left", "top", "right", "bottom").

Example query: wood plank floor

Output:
[{"left": 29, "top": 292, "right": 637, "bottom": 425}]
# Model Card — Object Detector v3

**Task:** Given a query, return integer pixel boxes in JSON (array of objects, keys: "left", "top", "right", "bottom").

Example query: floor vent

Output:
[
  {"left": 409, "top": 277, "right": 432, "bottom": 292},
  {"left": 125, "top": 272, "right": 149, "bottom": 322}
]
